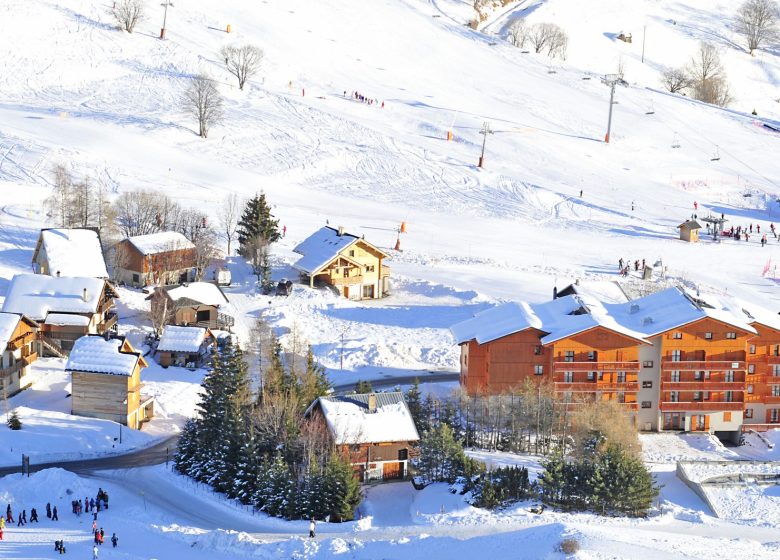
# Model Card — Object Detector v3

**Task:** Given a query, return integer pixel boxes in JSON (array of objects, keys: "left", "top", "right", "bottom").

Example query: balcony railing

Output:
[
  {"left": 661, "top": 360, "right": 745, "bottom": 371},
  {"left": 659, "top": 401, "right": 744, "bottom": 411},
  {"left": 765, "top": 355, "right": 780, "bottom": 364},
  {"left": 98, "top": 312, "right": 118, "bottom": 332},
  {"left": 554, "top": 382, "right": 639, "bottom": 392},
  {"left": 764, "top": 395, "right": 780, "bottom": 404},
  {"left": 661, "top": 381, "right": 745, "bottom": 391},
  {"left": 553, "top": 361, "right": 640, "bottom": 372}
]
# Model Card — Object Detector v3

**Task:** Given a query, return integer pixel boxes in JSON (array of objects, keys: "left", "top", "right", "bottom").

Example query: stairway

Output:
[{"left": 38, "top": 334, "right": 67, "bottom": 358}]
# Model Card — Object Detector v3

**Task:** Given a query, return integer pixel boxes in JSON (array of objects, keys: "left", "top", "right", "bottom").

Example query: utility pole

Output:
[
  {"left": 641, "top": 24, "right": 647, "bottom": 63},
  {"left": 601, "top": 74, "right": 621, "bottom": 143},
  {"left": 160, "top": 0, "right": 173, "bottom": 39},
  {"left": 478, "top": 121, "right": 493, "bottom": 168}
]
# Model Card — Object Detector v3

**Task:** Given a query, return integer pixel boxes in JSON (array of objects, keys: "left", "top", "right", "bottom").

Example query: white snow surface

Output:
[
  {"left": 66, "top": 335, "right": 140, "bottom": 376},
  {"left": 44, "top": 312, "right": 91, "bottom": 326},
  {"left": 1, "top": 274, "right": 106, "bottom": 320},
  {"left": 0, "top": 312, "right": 22, "bottom": 349},
  {"left": 165, "top": 282, "right": 228, "bottom": 306},
  {"left": 127, "top": 231, "right": 194, "bottom": 255},
  {"left": 317, "top": 396, "right": 419, "bottom": 445},
  {"left": 39, "top": 228, "right": 108, "bottom": 278},
  {"left": 293, "top": 225, "right": 364, "bottom": 274},
  {"left": 157, "top": 325, "right": 208, "bottom": 353}
]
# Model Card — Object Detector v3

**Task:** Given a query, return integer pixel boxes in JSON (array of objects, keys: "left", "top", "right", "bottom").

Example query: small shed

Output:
[
  {"left": 156, "top": 325, "right": 215, "bottom": 368},
  {"left": 678, "top": 220, "right": 702, "bottom": 243}
]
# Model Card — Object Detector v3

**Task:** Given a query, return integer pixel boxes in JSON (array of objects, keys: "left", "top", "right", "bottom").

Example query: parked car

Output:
[
  {"left": 276, "top": 279, "right": 293, "bottom": 297},
  {"left": 213, "top": 267, "right": 231, "bottom": 286}
]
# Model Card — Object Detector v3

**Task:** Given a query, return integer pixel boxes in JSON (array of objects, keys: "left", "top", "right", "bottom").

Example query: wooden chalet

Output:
[
  {"left": 0, "top": 313, "right": 39, "bottom": 397},
  {"left": 293, "top": 226, "right": 391, "bottom": 300},
  {"left": 306, "top": 392, "right": 419, "bottom": 482},
  {"left": 32, "top": 228, "right": 108, "bottom": 279},
  {"left": 156, "top": 325, "right": 216, "bottom": 368},
  {"left": 114, "top": 231, "right": 196, "bottom": 288},
  {"left": 678, "top": 220, "right": 702, "bottom": 243},
  {"left": 66, "top": 334, "right": 154, "bottom": 429},
  {"left": 146, "top": 282, "right": 233, "bottom": 332},
  {"left": 1, "top": 274, "right": 118, "bottom": 355}
]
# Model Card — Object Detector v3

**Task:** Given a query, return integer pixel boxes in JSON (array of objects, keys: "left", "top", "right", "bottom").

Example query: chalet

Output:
[
  {"left": 156, "top": 325, "right": 216, "bottom": 368},
  {"left": 114, "top": 231, "right": 196, "bottom": 288},
  {"left": 293, "top": 226, "right": 390, "bottom": 300},
  {"left": 32, "top": 228, "right": 108, "bottom": 278},
  {"left": 0, "top": 313, "right": 39, "bottom": 397},
  {"left": 678, "top": 220, "right": 702, "bottom": 243},
  {"left": 146, "top": 282, "right": 233, "bottom": 331},
  {"left": 305, "top": 392, "right": 419, "bottom": 481},
  {"left": 452, "top": 286, "right": 757, "bottom": 441},
  {"left": 1, "top": 274, "right": 118, "bottom": 354},
  {"left": 66, "top": 334, "right": 154, "bottom": 429}
]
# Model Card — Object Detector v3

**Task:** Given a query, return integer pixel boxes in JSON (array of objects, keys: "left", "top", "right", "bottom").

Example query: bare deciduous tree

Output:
[
  {"left": 661, "top": 66, "right": 693, "bottom": 93},
  {"left": 688, "top": 42, "right": 733, "bottom": 107},
  {"left": 218, "top": 193, "right": 240, "bottom": 255},
  {"left": 528, "top": 23, "right": 568, "bottom": 59},
  {"left": 220, "top": 44, "right": 264, "bottom": 90},
  {"left": 735, "top": 0, "right": 779, "bottom": 55},
  {"left": 110, "top": 0, "right": 145, "bottom": 33},
  {"left": 113, "top": 190, "right": 164, "bottom": 237},
  {"left": 508, "top": 20, "right": 528, "bottom": 48},
  {"left": 183, "top": 75, "right": 224, "bottom": 139}
]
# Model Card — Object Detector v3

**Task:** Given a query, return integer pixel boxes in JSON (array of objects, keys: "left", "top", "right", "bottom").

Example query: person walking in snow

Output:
[
  {"left": 93, "top": 544, "right": 99, "bottom": 559},
  {"left": 750, "top": 224, "right": 753, "bottom": 233},
  {"left": 30, "top": 508, "right": 38, "bottom": 523},
  {"left": 46, "top": 503, "right": 51, "bottom": 519},
  {"left": 694, "top": 200, "right": 698, "bottom": 211},
  {"left": 52, "top": 506, "right": 58, "bottom": 521},
  {"left": 283, "top": 224, "right": 287, "bottom": 238},
  {"left": 757, "top": 224, "right": 761, "bottom": 233},
  {"left": 309, "top": 518, "right": 316, "bottom": 538},
  {"left": 762, "top": 235, "right": 767, "bottom": 247},
  {"left": 111, "top": 533, "right": 118, "bottom": 548},
  {"left": 618, "top": 257, "right": 624, "bottom": 270},
  {"left": 6, "top": 504, "right": 13, "bottom": 523},
  {"left": 0, "top": 515, "right": 5, "bottom": 530},
  {"left": 17, "top": 509, "right": 24, "bottom": 526},
  {"left": 92, "top": 520, "right": 97, "bottom": 533}
]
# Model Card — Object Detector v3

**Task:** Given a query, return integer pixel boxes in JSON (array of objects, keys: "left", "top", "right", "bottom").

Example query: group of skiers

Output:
[
  {"left": 617, "top": 257, "right": 647, "bottom": 277},
  {"left": 720, "top": 222, "right": 778, "bottom": 247},
  {"left": 73, "top": 488, "right": 109, "bottom": 518},
  {"left": 0, "top": 502, "right": 51, "bottom": 540},
  {"left": 345, "top": 90, "right": 384, "bottom": 108}
]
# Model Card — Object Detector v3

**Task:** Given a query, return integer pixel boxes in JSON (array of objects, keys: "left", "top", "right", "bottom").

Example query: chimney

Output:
[
  {"left": 553, "top": 286, "right": 558, "bottom": 299},
  {"left": 337, "top": 226, "right": 345, "bottom": 237},
  {"left": 82, "top": 288, "right": 89, "bottom": 302},
  {"left": 367, "top": 393, "right": 377, "bottom": 414}
]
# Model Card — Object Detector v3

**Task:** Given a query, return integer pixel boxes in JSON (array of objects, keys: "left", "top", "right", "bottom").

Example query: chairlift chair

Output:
[{"left": 710, "top": 146, "right": 720, "bottom": 161}]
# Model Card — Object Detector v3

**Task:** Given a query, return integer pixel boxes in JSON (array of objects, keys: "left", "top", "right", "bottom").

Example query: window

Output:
[
  {"left": 398, "top": 449, "right": 408, "bottom": 461},
  {"left": 772, "top": 409, "right": 780, "bottom": 423},
  {"left": 723, "top": 412, "right": 732, "bottom": 422},
  {"left": 132, "top": 273, "right": 140, "bottom": 284},
  {"left": 362, "top": 285, "right": 374, "bottom": 298},
  {"left": 774, "top": 344, "right": 780, "bottom": 357},
  {"left": 745, "top": 408, "right": 754, "bottom": 419},
  {"left": 641, "top": 401, "right": 652, "bottom": 409},
  {"left": 617, "top": 392, "right": 626, "bottom": 403},
  {"left": 773, "top": 364, "right": 780, "bottom": 376},
  {"left": 726, "top": 332, "right": 737, "bottom": 339},
  {"left": 643, "top": 361, "right": 654, "bottom": 368},
  {"left": 704, "top": 332, "right": 713, "bottom": 340},
  {"left": 617, "top": 371, "right": 626, "bottom": 383},
  {"left": 564, "top": 351, "right": 575, "bottom": 363},
  {"left": 642, "top": 381, "right": 653, "bottom": 389},
  {"left": 772, "top": 385, "right": 780, "bottom": 397},
  {"left": 534, "top": 365, "right": 544, "bottom": 375},
  {"left": 725, "top": 370, "right": 734, "bottom": 383},
  {"left": 587, "top": 371, "right": 596, "bottom": 381},
  {"left": 672, "top": 332, "right": 682, "bottom": 339},
  {"left": 750, "top": 345, "right": 756, "bottom": 355},
  {"left": 343, "top": 268, "right": 350, "bottom": 278},
  {"left": 703, "top": 391, "right": 710, "bottom": 401},
  {"left": 671, "top": 350, "right": 681, "bottom": 362},
  {"left": 749, "top": 364, "right": 756, "bottom": 374},
  {"left": 671, "top": 370, "right": 680, "bottom": 382},
  {"left": 563, "top": 391, "right": 573, "bottom": 402},
  {"left": 693, "top": 392, "right": 701, "bottom": 401},
  {"left": 563, "top": 371, "right": 573, "bottom": 383},
  {"left": 724, "top": 391, "right": 733, "bottom": 402},
  {"left": 747, "top": 384, "right": 754, "bottom": 394},
  {"left": 348, "top": 250, "right": 355, "bottom": 257},
  {"left": 697, "top": 414, "right": 706, "bottom": 428},
  {"left": 534, "top": 345, "right": 542, "bottom": 356},
  {"left": 196, "top": 310, "right": 210, "bottom": 322},
  {"left": 365, "top": 265, "right": 375, "bottom": 272},
  {"left": 588, "top": 350, "right": 598, "bottom": 362},
  {"left": 695, "top": 370, "right": 703, "bottom": 381},
  {"left": 669, "top": 391, "right": 679, "bottom": 402}
]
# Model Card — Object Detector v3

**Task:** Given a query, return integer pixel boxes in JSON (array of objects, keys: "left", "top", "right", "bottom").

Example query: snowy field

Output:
[{"left": 1, "top": 0, "right": 780, "bottom": 556}]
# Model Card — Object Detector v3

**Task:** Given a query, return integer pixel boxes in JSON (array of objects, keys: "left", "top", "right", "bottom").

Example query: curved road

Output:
[{"left": 332, "top": 371, "right": 459, "bottom": 393}]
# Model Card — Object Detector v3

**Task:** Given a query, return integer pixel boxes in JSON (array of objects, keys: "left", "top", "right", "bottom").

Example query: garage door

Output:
[{"left": 382, "top": 461, "right": 403, "bottom": 480}]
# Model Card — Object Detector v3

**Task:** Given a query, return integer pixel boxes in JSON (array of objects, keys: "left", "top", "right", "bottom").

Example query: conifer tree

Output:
[
  {"left": 299, "top": 346, "right": 331, "bottom": 411},
  {"left": 237, "top": 192, "right": 281, "bottom": 251},
  {"left": 322, "top": 453, "right": 361, "bottom": 522},
  {"left": 174, "top": 418, "right": 199, "bottom": 476},
  {"left": 405, "top": 379, "right": 426, "bottom": 434},
  {"left": 7, "top": 410, "right": 22, "bottom": 430}
]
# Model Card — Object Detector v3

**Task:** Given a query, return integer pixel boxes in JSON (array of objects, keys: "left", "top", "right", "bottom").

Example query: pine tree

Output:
[
  {"left": 261, "top": 453, "right": 293, "bottom": 517},
  {"left": 353, "top": 380, "right": 373, "bottom": 394},
  {"left": 405, "top": 379, "right": 427, "bottom": 434},
  {"left": 322, "top": 453, "right": 361, "bottom": 522},
  {"left": 233, "top": 427, "right": 262, "bottom": 504},
  {"left": 7, "top": 410, "right": 22, "bottom": 430},
  {"left": 174, "top": 418, "right": 199, "bottom": 475},
  {"left": 299, "top": 346, "right": 331, "bottom": 412},
  {"left": 539, "top": 454, "right": 565, "bottom": 507},
  {"left": 237, "top": 192, "right": 280, "bottom": 264}
]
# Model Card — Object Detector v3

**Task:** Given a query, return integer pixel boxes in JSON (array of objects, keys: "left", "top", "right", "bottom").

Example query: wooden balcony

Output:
[
  {"left": 553, "top": 361, "right": 640, "bottom": 372},
  {"left": 659, "top": 401, "right": 744, "bottom": 411},
  {"left": 764, "top": 395, "right": 780, "bottom": 404},
  {"left": 98, "top": 312, "right": 118, "bottom": 332},
  {"left": 764, "top": 355, "right": 780, "bottom": 364},
  {"left": 555, "top": 382, "right": 639, "bottom": 392},
  {"left": 661, "top": 360, "right": 745, "bottom": 371},
  {"left": 661, "top": 381, "right": 745, "bottom": 391}
]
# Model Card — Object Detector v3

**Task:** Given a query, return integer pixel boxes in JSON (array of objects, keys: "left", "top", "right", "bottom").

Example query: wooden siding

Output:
[
  {"left": 310, "top": 239, "right": 387, "bottom": 300},
  {"left": 70, "top": 356, "right": 143, "bottom": 429},
  {"left": 0, "top": 318, "right": 38, "bottom": 396}
]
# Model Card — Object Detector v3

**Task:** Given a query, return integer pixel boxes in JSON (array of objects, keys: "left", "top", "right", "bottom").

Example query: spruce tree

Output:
[
  {"left": 322, "top": 453, "right": 361, "bottom": 522},
  {"left": 237, "top": 192, "right": 281, "bottom": 256},
  {"left": 7, "top": 410, "right": 22, "bottom": 430},
  {"left": 539, "top": 454, "right": 565, "bottom": 507},
  {"left": 405, "top": 379, "right": 426, "bottom": 434},
  {"left": 299, "top": 346, "right": 331, "bottom": 412},
  {"left": 174, "top": 419, "right": 199, "bottom": 476}
]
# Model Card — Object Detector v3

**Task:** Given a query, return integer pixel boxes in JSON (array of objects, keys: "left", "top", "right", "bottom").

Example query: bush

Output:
[
  {"left": 558, "top": 538, "right": 580, "bottom": 554},
  {"left": 415, "top": 424, "right": 483, "bottom": 485},
  {"left": 472, "top": 465, "right": 533, "bottom": 509},
  {"left": 7, "top": 410, "right": 22, "bottom": 430}
]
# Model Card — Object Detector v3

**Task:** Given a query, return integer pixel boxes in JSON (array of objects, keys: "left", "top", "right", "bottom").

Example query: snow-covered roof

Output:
[
  {"left": 164, "top": 282, "right": 228, "bottom": 307},
  {"left": 1, "top": 274, "right": 108, "bottom": 321},
  {"left": 38, "top": 228, "right": 108, "bottom": 278},
  {"left": 66, "top": 336, "right": 141, "bottom": 376},
  {"left": 292, "top": 226, "right": 388, "bottom": 274},
  {"left": 678, "top": 220, "right": 702, "bottom": 230},
  {"left": 311, "top": 392, "right": 419, "bottom": 445},
  {"left": 0, "top": 313, "right": 22, "bottom": 351},
  {"left": 157, "top": 325, "right": 210, "bottom": 353},
  {"left": 557, "top": 280, "right": 629, "bottom": 304},
  {"left": 126, "top": 231, "right": 195, "bottom": 256},
  {"left": 45, "top": 313, "right": 91, "bottom": 327}
]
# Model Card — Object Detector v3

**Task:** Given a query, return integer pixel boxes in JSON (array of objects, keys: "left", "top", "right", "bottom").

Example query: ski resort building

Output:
[
  {"left": 155, "top": 325, "right": 216, "bottom": 368},
  {"left": 1, "top": 274, "right": 119, "bottom": 355},
  {"left": 66, "top": 334, "right": 154, "bottom": 429},
  {"left": 146, "top": 282, "right": 233, "bottom": 332},
  {"left": 0, "top": 313, "right": 39, "bottom": 397},
  {"left": 293, "top": 226, "right": 391, "bottom": 300},
  {"left": 113, "top": 232, "right": 196, "bottom": 288},
  {"left": 451, "top": 286, "right": 779, "bottom": 439},
  {"left": 305, "top": 392, "right": 419, "bottom": 481},
  {"left": 32, "top": 228, "right": 108, "bottom": 279},
  {"left": 678, "top": 220, "right": 702, "bottom": 243}
]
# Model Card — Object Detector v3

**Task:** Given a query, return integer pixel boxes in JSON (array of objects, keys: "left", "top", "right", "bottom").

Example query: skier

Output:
[
  {"left": 92, "top": 520, "right": 97, "bottom": 533},
  {"left": 642, "top": 258, "right": 646, "bottom": 270},
  {"left": 750, "top": 224, "right": 753, "bottom": 233},
  {"left": 17, "top": 509, "right": 24, "bottom": 526},
  {"left": 631, "top": 201, "right": 635, "bottom": 211},
  {"left": 52, "top": 506, "right": 58, "bottom": 521},
  {"left": 618, "top": 258, "right": 624, "bottom": 270},
  {"left": 309, "top": 518, "right": 316, "bottom": 538},
  {"left": 6, "top": 504, "right": 13, "bottom": 523},
  {"left": 757, "top": 224, "right": 761, "bottom": 233},
  {"left": 93, "top": 544, "right": 99, "bottom": 560},
  {"left": 283, "top": 225, "right": 287, "bottom": 238},
  {"left": 46, "top": 502, "right": 52, "bottom": 519},
  {"left": 30, "top": 508, "right": 38, "bottom": 523},
  {"left": 0, "top": 515, "right": 5, "bottom": 530},
  {"left": 762, "top": 235, "right": 767, "bottom": 247},
  {"left": 100, "top": 528, "right": 105, "bottom": 543},
  {"left": 0, "top": 526, "right": 3, "bottom": 541},
  {"left": 103, "top": 492, "right": 109, "bottom": 510},
  {"left": 693, "top": 200, "right": 698, "bottom": 210},
  {"left": 579, "top": 189, "right": 583, "bottom": 197},
  {"left": 111, "top": 533, "right": 118, "bottom": 548}
]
